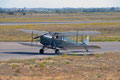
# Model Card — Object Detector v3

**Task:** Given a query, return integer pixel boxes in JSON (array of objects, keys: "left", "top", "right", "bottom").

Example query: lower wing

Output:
[
  {"left": 58, "top": 45, "right": 101, "bottom": 50},
  {"left": 18, "top": 42, "right": 43, "bottom": 47}
]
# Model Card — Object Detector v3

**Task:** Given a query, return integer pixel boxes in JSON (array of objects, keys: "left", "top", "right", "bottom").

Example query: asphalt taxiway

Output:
[
  {"left": 0, "top": 42, "right": 120, "bottom": 61},
  {"left": 1, "top": 20, "right": 120, "bottom": 25}
]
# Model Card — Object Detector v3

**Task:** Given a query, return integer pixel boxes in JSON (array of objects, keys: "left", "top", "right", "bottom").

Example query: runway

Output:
[
  {"left": 0, "top": 20, "right": 120, "bottom": 25},
  {"left": 0, "top": 42, "right": 120, "bottom": 61}
]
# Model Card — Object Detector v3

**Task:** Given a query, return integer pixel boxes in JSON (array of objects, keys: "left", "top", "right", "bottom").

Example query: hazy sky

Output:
[{"left": 0, "top": 0, "right": 120, "bottom": 8}]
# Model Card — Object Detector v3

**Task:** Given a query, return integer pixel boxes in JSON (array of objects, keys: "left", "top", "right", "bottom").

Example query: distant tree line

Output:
[
  {"left": 0, "top": 8, "right": 26, "bottom": 15},
  {"left": 0, "top": 7, "right": 120, "bottom": 15}
]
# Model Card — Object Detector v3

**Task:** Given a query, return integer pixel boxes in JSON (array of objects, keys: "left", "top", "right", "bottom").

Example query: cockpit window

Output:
[
  {"left": 55, "top": 35, "right": 62, "bottom": 39},
  {"left": 56, "top": 35, "right": 59, "bottom": 39}
]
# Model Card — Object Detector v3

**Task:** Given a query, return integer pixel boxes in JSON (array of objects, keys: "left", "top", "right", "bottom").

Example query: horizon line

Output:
[{"left": 0, "top": 7, "right": 119, "bottom": 9}]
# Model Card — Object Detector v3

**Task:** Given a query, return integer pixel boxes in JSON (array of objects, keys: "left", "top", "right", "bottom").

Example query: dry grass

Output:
[
  {"left": 0, "top": 12, "right": 120, "bottom": 41},
  {"left": 0, "top": 22, "right": 120, "bottom": 41},
  {"left": 1, "top": 12, "right": 120, "bottom": 22},
  {"left": 0, "top": 53, "right": 120, "bottom": 80}
]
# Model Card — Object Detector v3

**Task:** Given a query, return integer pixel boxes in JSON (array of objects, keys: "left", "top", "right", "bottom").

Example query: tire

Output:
[
  {"left": 55, "top": 49, "right": 59, "bottom": 55},
  {"left": 39, "top": 49, "right": 44, "bottom": 54}
]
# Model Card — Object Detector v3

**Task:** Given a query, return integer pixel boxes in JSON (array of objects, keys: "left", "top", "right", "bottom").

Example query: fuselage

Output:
[{"left": 40, "top": 35, "right": 77, "bottom": 48}]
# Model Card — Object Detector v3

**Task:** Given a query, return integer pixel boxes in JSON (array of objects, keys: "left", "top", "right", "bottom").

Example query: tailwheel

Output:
[
  {"left": 85, "top": 46, "right": 88, "bottom": 52},
  {"left": 86, "top": 49, "right": 88, "bottom": 52},
  {"left": 55, "top": 49, "right": 60, "bottom": 55},
  {"left": 39, "top": 49, "right": 44, "bottom": 54}
]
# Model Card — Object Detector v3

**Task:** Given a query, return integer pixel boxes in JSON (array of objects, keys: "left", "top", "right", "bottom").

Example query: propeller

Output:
[
  {"left": 31, "top": 32, "right": 55, "bottom": 47},
  {"left": 33, "top": 33, "right": 49, "bottom": 39},
  {"left": 31, "top": 32, "right": 50, "bottom": 44},
  {"left": 34, "top": 36, "right": 41, "bottom": 39}
]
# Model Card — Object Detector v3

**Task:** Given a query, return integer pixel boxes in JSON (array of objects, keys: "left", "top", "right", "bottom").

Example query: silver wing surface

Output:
[
  {"left": 58, "top": 45, "right": 101, "bottom": 50},
  {"left": 19, "top": 42, "right": 43, "bottom": 47},
  {"left": 57, "top": 31, "right": 101, "bottom": 36},
  {"left": 19, "top": 29, "right": 101, "bottom": 36},
  {"left": 19, "top": 29, "right": 48, "bottom": 35}
]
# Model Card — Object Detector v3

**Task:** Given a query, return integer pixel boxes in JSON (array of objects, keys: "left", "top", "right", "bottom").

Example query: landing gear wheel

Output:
[
  {"left": 55, "top": 49, "right": 60, "bottom": 55},
  {"left": 39, "top": 49, "right": 44, "bottom": 54}
]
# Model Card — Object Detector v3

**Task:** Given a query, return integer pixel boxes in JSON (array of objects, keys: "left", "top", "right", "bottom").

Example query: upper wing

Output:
[
  {"left": 57, "top": 31, "right": 101, "bottom": 36},
  {"left": 19, "top": 29, "right": 101, "bottom": 36},
  {"left": 19, "top": 29, "right": 48, "bottom": 35}
]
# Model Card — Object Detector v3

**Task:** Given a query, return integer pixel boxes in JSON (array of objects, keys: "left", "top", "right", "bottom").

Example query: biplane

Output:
[{"left": 19, "top": 29, "right": 101, "bottom": 54}]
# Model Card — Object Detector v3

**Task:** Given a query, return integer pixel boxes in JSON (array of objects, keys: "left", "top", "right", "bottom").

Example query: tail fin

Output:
[{"left": 82, "top": 36, "right": 89, "bottom": 45}]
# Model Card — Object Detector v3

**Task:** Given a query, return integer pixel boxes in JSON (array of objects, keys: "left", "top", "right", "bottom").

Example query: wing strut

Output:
[
  {"left": 31, "top": 31, "right": 33, "bottom": 46},
  {"left": 76, "top": 31, "right": 79, "bottom": 44},
  {"left": 81, "top": 35, "right": 83, "bottom": 42}
]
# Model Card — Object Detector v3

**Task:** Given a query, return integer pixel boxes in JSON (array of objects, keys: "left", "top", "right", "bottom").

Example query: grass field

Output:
[
  {"left": 0, "top": 53, "right": 119, "bottom": 80},
  {"left": 0, "top": 12, "right": 120, "bottom": 41},
  {"left": 0, "top": 22, "right": 120, "bottom": 41},
  {"left": 0, "top": 12, "right": 120, "bottom": 22}
]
